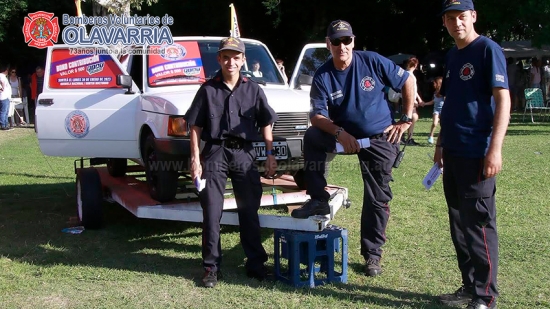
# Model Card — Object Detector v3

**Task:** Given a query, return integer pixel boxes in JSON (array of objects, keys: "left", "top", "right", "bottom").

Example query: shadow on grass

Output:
[{"left": 0, "top": 182, "right": 272, "bottom": 285}]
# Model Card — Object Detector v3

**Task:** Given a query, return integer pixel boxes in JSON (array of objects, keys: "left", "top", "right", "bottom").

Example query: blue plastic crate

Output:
[{"left": 274, "top": 225, "right": 348, "bottom": 287}]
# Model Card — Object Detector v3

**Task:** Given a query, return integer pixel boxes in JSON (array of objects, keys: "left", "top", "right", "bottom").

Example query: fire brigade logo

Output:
[
  {"left": 460, "top": 63, "right": 475, "bottom": 81},
  {"left": 160, "top": 43, "right": 186, "bottom": 61},
  {"left": 23, "top": 11, "right": 60, "bottom": 49},
  {"left": 65, "top": 110, "right": 90, "bottom": 138},
  {"left": 360, "top": 76, "right": 375, "bottom": 91}
]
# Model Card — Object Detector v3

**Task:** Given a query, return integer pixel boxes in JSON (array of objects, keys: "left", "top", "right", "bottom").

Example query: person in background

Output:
[
  {"left": 530, "top": 57, "right": 541, "bottom": 89},
  {"left": 251, "top": 60, "right": 263, "bottom": 78},
  {"left": 420, "top": 76, "right": 444, "bottom": 144},
  {"left": 30, "top": 66, "right": 45, "bottom": 124},
  {"left": 0, "top": 63, "right": 13, "bottom": 131},
  {"left": 435, "top": 0, "right": 510, "bottom": 308},
  {"left": 275, "top": 58, "right": 288, "bottom": 83},
  {"left": 290, "top": 19, "right": 416, "bottom": 277},
  {"left": 506, "top": 57, "right": 518, "bottom": 111},
  {"left": 402, "top": 57, "right": 423, "bottom": 146},
  {"left": 543, "top": 59, "right": 550, "bottom": 101}
]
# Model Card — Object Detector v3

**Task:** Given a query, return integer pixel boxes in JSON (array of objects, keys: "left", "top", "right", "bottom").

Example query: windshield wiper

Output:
[{"left": 241, "top": 71, "right": 267, "bottom": 85}]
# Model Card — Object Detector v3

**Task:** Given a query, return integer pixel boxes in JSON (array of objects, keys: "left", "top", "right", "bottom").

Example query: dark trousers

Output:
[
  {"left": 303, "top": 126, "right": 398, "bottom": 260},
  {"left": 199, "top": 142, "right": 267, "bottom": 272},
  {"left": 442, "top": 151, "right": 499, "bottom": 306}
]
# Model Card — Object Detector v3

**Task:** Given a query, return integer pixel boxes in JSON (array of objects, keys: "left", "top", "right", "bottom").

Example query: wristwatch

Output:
[
  {"left": 334, "top": 127, "right": 344, "bottom": 140},
  {"left": 399, "top": 114, "right": 413, "bottom": 123}
]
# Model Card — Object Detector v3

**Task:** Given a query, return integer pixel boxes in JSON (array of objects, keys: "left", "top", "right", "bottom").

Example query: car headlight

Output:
[{"left": 167, "top": 116, "right": 188, "bottom": 136}]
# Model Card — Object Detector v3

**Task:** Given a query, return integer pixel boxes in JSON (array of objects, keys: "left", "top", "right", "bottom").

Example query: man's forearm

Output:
[
  {"left": 311, "top": 114, "right": 340, "bottom": 136},
  {"left": 190, "top": 125, "right": 202, "bottom": 159},
  {"left": 261, "top": 125, "right": 273, "bottom": 151},
  {"left": 488, "top": 88, "right": 510, "bottom": 153}
]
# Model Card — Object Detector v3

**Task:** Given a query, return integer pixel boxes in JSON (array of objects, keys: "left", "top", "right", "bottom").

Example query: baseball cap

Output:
[
  {"left": 218, "top": 37, "right": 245, "bottom": 53},
  {"left": 440, "top": 0, "right": 475, "bottom": 15},
  {"left": 326, "top": 20, "right": 355, "bottom": 40}
]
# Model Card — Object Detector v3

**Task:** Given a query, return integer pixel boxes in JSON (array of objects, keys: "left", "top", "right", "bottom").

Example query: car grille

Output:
[{"left": 272, "top": 112, "right": 309, "bottom": 137}]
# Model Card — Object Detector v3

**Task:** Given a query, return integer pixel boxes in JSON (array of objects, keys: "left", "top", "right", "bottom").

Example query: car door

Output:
[{"left": 36, "top": 46, "right": 141, "bottom": 159}]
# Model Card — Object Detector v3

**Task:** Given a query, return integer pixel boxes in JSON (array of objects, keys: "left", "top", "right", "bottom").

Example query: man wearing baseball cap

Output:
[
  {"left": 291, "top": 19, "right": 417, "bottom": 277},
  {"left": 434, "top": 1, "right": 509, "bottom": 308},
  {"left": 185, "top": 37, "right": 278, "bottom": 287}
]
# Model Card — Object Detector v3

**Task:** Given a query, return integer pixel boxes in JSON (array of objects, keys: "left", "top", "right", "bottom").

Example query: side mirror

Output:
[
  {"left": 297, "top": 74, "right": 313, "bottom": 86},
  {"left": 116, "top": 74, "right": 134, "bottom": 94}
]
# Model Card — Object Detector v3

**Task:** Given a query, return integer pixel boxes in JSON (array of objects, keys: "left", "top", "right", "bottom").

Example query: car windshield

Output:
[
  {"left": 146, "top": 39, "right": 284, "bottom": 87},
  {"left": 296, "top": 47, "right": 331, "bottom": 77}
]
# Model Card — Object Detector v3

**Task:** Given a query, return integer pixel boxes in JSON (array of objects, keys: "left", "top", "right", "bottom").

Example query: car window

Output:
[
  {"left": 297, "top": 47, "right": 331, "bottom": 77},
  {"left": 146, "top": 39, "right": 285, "bottom": 87},
  {"left": 49, "top": 49, "right": 123, "bottom": 89}
]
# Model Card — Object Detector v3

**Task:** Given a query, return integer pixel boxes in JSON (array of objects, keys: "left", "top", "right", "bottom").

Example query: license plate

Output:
[{"left": 252, "top": 141, "right": 288, "bottom": 160}]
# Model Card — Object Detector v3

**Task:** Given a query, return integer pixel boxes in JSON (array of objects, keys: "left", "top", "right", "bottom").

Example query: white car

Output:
[{"left": 36, "top": 37, "right": 326, "bottom": 202}]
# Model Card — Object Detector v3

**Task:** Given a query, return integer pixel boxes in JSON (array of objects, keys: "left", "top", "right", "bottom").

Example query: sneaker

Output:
[
  {"left": 466, "top": 300, "right": 497, "bottom": 309},
  {"left": 246, "top": 265, "right": 273, "bottom": 282},
  {"left": 291, "top": 199, "right": 330, "bottom": 219},
  {"left": 202, "top": 268, "right": 218, "bottom": 288},
  {"left": 365, "top": 258, "right": 383, "bottom": 277},
  {"left": 427, "top": 136, "right": 434, "bottom": 144},
  {"left": 439, "top": 285, "right": 473, "bottom": 306}
]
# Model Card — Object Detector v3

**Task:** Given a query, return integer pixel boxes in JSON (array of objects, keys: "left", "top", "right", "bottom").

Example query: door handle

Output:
[{"left": 38, "top": 99, "right": 54, "bottom": 105}]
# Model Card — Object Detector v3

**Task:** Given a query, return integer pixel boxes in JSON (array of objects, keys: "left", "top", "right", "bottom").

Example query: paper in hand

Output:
[
  {"left": 422, "top": 163, "right": 442, "bottom": 190},
  {"left": 194, "top": 176, "right": 206, "bottom": 192}
]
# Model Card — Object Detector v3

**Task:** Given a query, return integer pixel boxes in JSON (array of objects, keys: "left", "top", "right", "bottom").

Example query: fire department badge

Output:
[
  {"left": 360, "top": 76, "right": 375, "bottom": 91},
  {"left": 460, "top": 63, "right": 475, "bottom": 81},
  {"left": 65, "top": 110, "right": 90, "bottom": 138},
  {"left": 23, "top": 11, "right": 60, "bottom": 49}
]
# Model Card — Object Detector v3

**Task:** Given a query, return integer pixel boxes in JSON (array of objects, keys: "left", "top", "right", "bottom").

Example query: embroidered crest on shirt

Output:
[
  {"left": 495, "top": 74, "right": 505, "bottom": 83},
  {"left": 360, "top": 76, "right": 375, "bottom": 91},
  {"left": 459, "top": 63, "right": 475, "bottom": 81},
  {"left": 331, "top": 90, "right": 343, "bottom": 100},
  {"left": 397, "top": 67, "right": 405, "bottom": 77}
]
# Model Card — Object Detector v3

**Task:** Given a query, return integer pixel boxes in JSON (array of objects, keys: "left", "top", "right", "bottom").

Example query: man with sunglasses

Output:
[{"left": 290, "top": 20, "right": 416, "bottom": 277}]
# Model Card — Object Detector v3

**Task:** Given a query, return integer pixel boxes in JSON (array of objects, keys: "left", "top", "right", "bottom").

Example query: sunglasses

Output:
[
  {"left": 330, "top": 37, "right": 353, "bottom": 46},
  {"left": 10, "top": 71, "right": 16, "bottom": 73}
]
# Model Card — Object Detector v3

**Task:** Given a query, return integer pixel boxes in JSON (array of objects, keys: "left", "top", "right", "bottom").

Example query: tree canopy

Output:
[{"left": 0, "top": 0, "right": 548, "bottom": 75}]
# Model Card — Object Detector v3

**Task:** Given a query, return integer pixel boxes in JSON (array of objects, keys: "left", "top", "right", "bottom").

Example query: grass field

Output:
[{"left": 1, "top": 116, "right": 549, "bottom": 309}]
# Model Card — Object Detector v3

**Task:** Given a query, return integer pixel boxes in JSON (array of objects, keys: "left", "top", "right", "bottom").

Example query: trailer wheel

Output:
[
  {"left": 142, "top": 134, "right": 178, "bottom": 202},
  {"left": 76, "top": 168, "right": 103, "bottom": 229},
  {"left": 106, "top": 158, "right": 127, "bottom": 177}
]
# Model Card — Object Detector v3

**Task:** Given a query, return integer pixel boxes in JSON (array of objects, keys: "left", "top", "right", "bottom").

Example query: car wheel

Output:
[
  {"left": 76, "top": 168, "right": 103, "bottom": 229},
  {"left": 106, "top": 158, "right": 127, "bottom": 177},
  {"left": 142, "top": 134, "right": 179, "bottom": 202}
]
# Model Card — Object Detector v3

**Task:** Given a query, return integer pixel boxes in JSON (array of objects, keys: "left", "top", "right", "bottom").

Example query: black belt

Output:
[
  {"left": 368, "top": 133, "right": 386, "bottom": 139},
  {"left": 209, "top": 137, "right": 247, "bottom": 149}
]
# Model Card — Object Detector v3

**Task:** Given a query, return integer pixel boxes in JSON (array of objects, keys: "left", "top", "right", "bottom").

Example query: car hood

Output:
[{"left": 141, "top": 87, "right": 311, "bottom": 115}]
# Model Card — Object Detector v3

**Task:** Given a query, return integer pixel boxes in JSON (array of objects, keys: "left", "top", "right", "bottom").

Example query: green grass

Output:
[{"left": 1, "top": 116, "right": 550, "bottom": 309}]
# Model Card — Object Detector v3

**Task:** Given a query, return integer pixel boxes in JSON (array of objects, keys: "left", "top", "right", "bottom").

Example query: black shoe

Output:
[
  {"left": 466, "top": 300, "right": 497, "bottom": 309},
  {"left": 406, "top": 138, "right": 419, "bottom": 146},
  {"left": 246, "top": 265, "right": 273, "bottom": 282},
  {"left": 291, "top": 199, "right": 330, "bottom": 219},
  {"left": 439, "top": 285, "right": 473, "bottom": 306},
  {"left": 365, "top": 258, "right": 383, "bottom": 277},
  {"left": 202, "top": 269, "right": 218, "bottom": 288}
]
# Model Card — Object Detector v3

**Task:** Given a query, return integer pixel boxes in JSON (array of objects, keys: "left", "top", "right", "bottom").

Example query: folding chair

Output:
[{"left": 523, "top": 88, "right": 550, "bottom": 123}]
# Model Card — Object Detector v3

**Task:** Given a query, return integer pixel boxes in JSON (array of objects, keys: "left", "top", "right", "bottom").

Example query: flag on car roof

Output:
[{"left": 229, "top": 3, "right": 241, "bottom": 38}]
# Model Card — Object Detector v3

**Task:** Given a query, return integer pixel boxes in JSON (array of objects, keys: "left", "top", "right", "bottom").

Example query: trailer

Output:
[{"left": 75, "top": 159, "right": 351, "bottom": 232}]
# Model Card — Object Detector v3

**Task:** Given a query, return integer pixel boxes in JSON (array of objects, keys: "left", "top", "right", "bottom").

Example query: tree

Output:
[{"left": 0, "top": 0, "right": 27, "bottom": 42}]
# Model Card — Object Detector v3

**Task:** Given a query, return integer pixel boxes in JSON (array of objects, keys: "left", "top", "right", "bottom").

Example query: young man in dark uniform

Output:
[
  {"left": 185, "top": 37, "right": 278, "bottom": 288},
  {"left": 290, "top": 20, "right": 416, "bottom": 277},
  {"left": 435, "top": 1, "right": 510, "bottom": 308}
]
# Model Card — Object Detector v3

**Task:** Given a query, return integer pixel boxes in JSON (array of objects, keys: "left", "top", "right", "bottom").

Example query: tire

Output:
[
  {"left": 76, "top": 168, "right": 103, "bottom": 229},
  {"left": 106, "top": 158, "right": 127, "bottom": 177},
  {"left": 292, "top": 164, "right": 331, "bottom": 191},
  {"left": 142, "top": 134, "right": 179, "bottom": 202}
]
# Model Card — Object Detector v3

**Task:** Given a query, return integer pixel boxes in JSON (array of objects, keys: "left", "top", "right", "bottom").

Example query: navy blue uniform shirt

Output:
[
  {"left": 440, "top": 36, "right": 508, "bottom": 158},
  {"left": 310, "top": 50, "right": 409, "bottom": 138},
  {"left": 185, "top": 71, "right": 278, "bottom": 141}
]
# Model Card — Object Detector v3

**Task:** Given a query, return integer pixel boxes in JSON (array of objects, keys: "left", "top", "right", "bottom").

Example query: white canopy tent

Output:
[{"left": 500, "top": 40, "right": 550, "bottom": 59}]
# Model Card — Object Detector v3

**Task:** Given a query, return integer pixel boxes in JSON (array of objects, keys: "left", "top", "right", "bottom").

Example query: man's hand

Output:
[
  {"left": 190, "top": 156, "right": 202, "bottom": 181},
  {"left": 264, "top": 155, "right": 277, "bottom": 178},
  {"left": 484, "top": 148, "right": 502, "bottom": 178},
  {"left": 337, "top": 130, "right": 360, "bottom": 153},
  {"left": 384, "top": 122, "right": 411, "bottom": 144}
]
